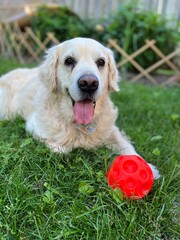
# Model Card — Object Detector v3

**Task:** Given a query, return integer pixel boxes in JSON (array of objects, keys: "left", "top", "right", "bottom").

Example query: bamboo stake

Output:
[
  {"left": 6, "top": 23, "right": 17, "bottom": 59},
  {"left": 3, "top": 24, "right": 15, "bottom": 59},
  {"left": 46, "top": 32, "right": 60, "bottom": 45},
  {"left": 13, "top": 22, "right": 24, "bottom": 63},
  {"left": 0, "top": 25, "right": 6, "bottom": 57},
  {"left": 16, "top": 33, "right": 40, "bottom": 62},
  {"left": 7, "top": 23, "right": 24, "bottom": 63},
  {"left": 25, "top": 27, "right": 46, "bottom": 52}
]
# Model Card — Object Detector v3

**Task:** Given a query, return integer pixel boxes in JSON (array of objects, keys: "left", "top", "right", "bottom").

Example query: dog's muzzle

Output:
[
  {"left": 68, "top": 74, "right": 99, "bottom": 126},
  {"left": 78, "top": 74, "right": 99, "bottom": 100}
]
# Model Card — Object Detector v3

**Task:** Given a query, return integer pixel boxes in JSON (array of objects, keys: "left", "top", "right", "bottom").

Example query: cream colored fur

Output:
[{"left": 0, "top": 38, "right": 159, "bottom": 179}]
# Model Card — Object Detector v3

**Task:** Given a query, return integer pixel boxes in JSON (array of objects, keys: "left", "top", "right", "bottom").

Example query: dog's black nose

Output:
[{"left": 78, "top": 74, "right": 99, "bottom": 92}]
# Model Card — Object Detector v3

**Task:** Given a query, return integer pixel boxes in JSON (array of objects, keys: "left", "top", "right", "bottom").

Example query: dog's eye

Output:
[
  {"left": 64, "top": 57, "right": 76, "bottom": 67},
  {"left": 96, "top": 58, "right": 105, "bottom": 68}
]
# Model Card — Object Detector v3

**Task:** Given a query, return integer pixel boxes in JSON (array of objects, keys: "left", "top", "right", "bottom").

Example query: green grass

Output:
[
  {"left": 0, "top": 60, "right": 180, "bottom": 239},
  {"left": 0, "top": 57, "right": 36, "bottom": 75}
]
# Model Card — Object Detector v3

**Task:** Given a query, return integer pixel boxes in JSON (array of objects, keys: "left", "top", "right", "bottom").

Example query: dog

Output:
[{"left": 0, "top": 37, "right": 159, "bottom": 179}]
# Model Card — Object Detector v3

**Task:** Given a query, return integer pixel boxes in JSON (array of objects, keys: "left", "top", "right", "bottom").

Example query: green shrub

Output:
[
  {"left": 31, "top": 3, "right": 179, "bottom": 72},
  {"left": 31, "top": 5, "right": 99, "bottom": 43},
  {"left": 101, "top": 1, "right": 180, "bottom": 70}
]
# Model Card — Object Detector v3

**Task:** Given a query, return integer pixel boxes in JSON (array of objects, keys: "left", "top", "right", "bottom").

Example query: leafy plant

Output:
[
  {"left": 31, "top": 5, "right": 99, "bottom": 43},
  {"left": 101, "top": 1, "right": 180, "bottom": 71},
  {"left": 29, "top": 2, "right": 180, "bottom": 72}
]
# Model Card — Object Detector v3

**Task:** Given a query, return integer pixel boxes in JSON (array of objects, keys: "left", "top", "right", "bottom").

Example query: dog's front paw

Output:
[
  {"left": 148, "top": 163, "right": 160, "bottom": 180},
  {"left": 46, "top": 141, "right": 71, "bottom": 154}
]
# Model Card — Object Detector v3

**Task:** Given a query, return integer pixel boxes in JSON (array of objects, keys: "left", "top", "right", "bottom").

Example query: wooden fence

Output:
[
  {"left": 0, "top": 23, "right": 180, "bottom": 86},
  {"left": 108, "top": 39, "right": 180, "bottom": 86},
  {"left": 0, "top": 22, "right": 60, "bottom": 63}
]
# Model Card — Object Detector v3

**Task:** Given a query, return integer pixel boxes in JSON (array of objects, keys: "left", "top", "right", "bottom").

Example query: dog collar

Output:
[{"left": 75, "top": 122, "right": 96, "bottom": 135}]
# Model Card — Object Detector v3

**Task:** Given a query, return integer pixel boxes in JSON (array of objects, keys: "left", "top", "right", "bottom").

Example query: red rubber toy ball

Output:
[{"left": 106, "top": 155, "right": 154, "bottom": 199}]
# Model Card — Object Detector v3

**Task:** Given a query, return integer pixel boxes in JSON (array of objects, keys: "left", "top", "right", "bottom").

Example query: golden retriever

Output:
[{"left": 0, "top": 38, "right": 159, "bottom": 179}]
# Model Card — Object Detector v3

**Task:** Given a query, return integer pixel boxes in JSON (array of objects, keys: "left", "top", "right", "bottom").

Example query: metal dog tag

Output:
[{"left": 76, "top": 123, "right": 96, "bottom": 134}]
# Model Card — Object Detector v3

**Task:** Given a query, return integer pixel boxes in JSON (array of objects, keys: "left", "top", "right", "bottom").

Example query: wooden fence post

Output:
[
  {"left": 108, "top": 39, "right": 157, "bottom": 84},
  {"left": 145, "top": 40, "right": 179, "bottom": 72},
  {"left": 117, "top": 40, "right": 156, "bottom": 68},
  {"left": 131, "top": 49, "right": 180, "bottom": 83}
]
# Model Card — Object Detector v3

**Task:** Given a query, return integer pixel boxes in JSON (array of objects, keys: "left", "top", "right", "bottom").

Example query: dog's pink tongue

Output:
[{"left": 73, "top": 101, "right": 94, "bottom": 125}]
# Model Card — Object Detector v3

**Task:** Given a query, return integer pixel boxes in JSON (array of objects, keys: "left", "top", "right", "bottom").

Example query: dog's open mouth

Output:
[
  {"left": 73, "top": 100, "right": 96, "bottom": 125},
  {"left": 67, "top": 91, "right": 96, "bottom": 125}
]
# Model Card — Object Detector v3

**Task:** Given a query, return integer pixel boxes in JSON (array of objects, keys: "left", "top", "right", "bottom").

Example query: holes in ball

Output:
[
  {"left": 125, "top": 177, "right": 136, "bottom": 189},
  {"left": 123, "top": 160, "right": 138, "bottom": 174},
  {"left": 140, "top": 170, "right": 148, "bottom": 180}
]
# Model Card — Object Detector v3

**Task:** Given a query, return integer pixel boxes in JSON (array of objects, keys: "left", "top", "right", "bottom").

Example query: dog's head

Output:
[{"left": 40, "top": 38, "right": 119, "bottom": 125}]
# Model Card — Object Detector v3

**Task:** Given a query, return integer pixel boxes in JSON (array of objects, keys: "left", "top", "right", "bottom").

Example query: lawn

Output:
[{"left": 0, "top": 58, "right": 179, "bottom": 239}]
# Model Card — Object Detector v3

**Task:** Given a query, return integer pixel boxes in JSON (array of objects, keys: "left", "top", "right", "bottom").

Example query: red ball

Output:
[{"left": 106, "top": 155, "right": 154, "bottom": 199}]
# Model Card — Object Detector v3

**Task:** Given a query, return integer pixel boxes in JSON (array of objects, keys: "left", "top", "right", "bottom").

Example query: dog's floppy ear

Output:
[
  {"left": 39, "top": 45, "right": 59, "bottom": 92},
  {"left": 107, "top": 48, "right": 120, "bottom": 92}
]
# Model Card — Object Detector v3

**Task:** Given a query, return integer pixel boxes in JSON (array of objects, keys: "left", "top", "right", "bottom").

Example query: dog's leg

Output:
[
  {"left": 107, "top": 126, "right": 160, "bottom": 179},
  {"left": 46, "top": 141, "right": 72, "bottom": 154},
  {"left": 107, "top": 126, "right": 137, "bottom": 155}
]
